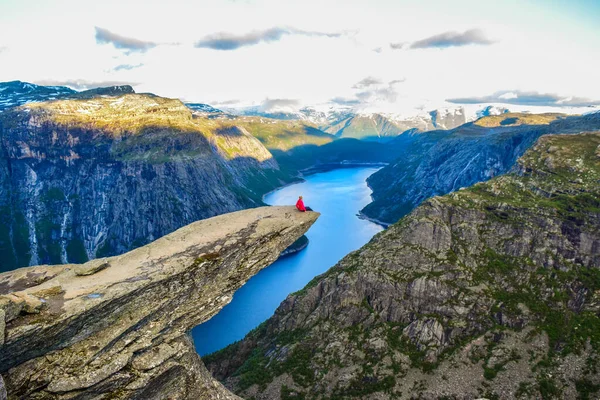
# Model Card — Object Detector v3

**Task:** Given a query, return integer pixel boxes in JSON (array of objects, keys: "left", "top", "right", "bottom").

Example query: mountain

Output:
[
  {"left": 220, "top": 116, "right": 410, "bottom": 174},
  {"left": 362, "top": 112, "right": 600, "bottom": 224},
  {"left": 0, "top": 81, "right": 76, "bottom": 111},
  {"left": 205, "top": 131, "right": 600, "bottom": 400},
  {"left": 0, "top": 81, "right": 139, "bottom": 111},
  {"left": 186, "top": 102, "right": 226, "bottom": 116},
  {"left": 0, "top": 92, "right": 294, "bottom": 271},
  {"left": 0, "top": 206, "right": 318, "bottom": 399},
  {"left": 232, "top": 105, "right": 509, "bottom": 141},
  {"left": 0, "top": 81, "right": 418, "bottom": 273}
]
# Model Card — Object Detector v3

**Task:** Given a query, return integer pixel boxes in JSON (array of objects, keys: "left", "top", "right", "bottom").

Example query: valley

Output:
[
  {"left": 0, "top": 81, "right": 599, "bottom": 400},
  {"left": 193, "top": 167, "right": 382, "bottom": 356},
  {"left": 205, "top": 131, "right": 600, "bottom": 400}
]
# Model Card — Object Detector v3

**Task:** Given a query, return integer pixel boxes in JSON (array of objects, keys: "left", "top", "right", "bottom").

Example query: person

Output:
[{"left": 296, "top": 195, "right": 313, "bottom": 212}]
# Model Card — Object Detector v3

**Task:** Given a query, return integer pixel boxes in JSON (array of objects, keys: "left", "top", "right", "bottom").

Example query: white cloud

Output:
[{"left": 0, "top": 0, "right": 598, "bottom": 113}]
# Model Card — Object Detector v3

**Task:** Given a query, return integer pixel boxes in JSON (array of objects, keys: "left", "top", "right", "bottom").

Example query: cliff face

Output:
[
  {"left": 363, "top": 112, "right": 600, "bottom": 224},
  {"left": 0, "top": 206, "right": 318, "bottom": 399},
  {"left": 206, "top": 132, "right": 600, "bottom": 399},
  {"left": 0, "top": 94, "right": 292, "bottom": 271}
]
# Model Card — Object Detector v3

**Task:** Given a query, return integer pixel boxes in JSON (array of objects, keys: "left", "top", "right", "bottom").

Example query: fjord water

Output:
[{"left": 193, "top": 167, "right": 383, "bottom": 355}]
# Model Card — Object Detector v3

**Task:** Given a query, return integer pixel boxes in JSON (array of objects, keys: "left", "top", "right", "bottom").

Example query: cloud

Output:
[
  {"left": 194, "top": 27, "right": 341, "bottom": 50},
  {"left": 389, "top": 79, "right": 406, "bottom": 85},
  {"left": 352, "top": 77, "right": 383, "bottom": 89},
  {"left": 35, "top": 79, "right": 137, "bottom": 91},
  {"left": 113, "top": 63, "right": 144, "bottom": 71},
  {"left": 359, "top": 86, "right": 399, "bottom": 103},
  {"left": 410, "top": 28, "right": 494, "bottom": 49},
  {"left": 389, "top": 42, "right": 407, "bottom": 50},
  {"left": 212, "top": 99, "right": 241, "bottom": 106},
  {"left": 347, "top": 77, "right": 404, "bottom": 105},
  {"left": 447, "top": 90, "right": 600, "bottom": 107},
  {"left": 330, "top": 97, "right": 361, "bottom": 106},
  {"left": 95, "top": 27, "right": 157, "bottom": 53},
  {"left": 259, "top": 98, "right": 301, "bottom": 113}
]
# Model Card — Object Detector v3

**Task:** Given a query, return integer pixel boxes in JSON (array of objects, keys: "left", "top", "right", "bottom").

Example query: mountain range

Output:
[
  {"left": 206, "top": 129, "right": 600, "bottom": 400},
  {"left": 0, "top": 80, "right": 599, "bottom": 400}
]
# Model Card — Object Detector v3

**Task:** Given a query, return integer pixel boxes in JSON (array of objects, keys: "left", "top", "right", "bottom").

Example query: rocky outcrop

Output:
[
  {"left": 0, "top": 94, "right": 294, "bottom": 271},
  {"left": 206, "top": 132, "right": 600, "bottom": 399},
  {"left": 0, "top": 206, "right": 318, "bottom": 399},
  {"left": 363, "top": 112, "right": 600, "bottom": 224}
]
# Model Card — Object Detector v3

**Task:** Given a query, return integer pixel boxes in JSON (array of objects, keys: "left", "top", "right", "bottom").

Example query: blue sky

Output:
[{"left": 0, "top": 0, "right": 598, "bottom": 114}]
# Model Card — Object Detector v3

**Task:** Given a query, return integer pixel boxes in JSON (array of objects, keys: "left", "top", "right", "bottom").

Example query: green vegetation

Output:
[
  {"left": 236, "top": 118, "right": 333, "bottom": 151},
  {"left": 204, "top": 132, "right": 600, "bottom": 399},
  {"left": 575, "top": 379, "right": 600, "bottom": 400},
  {"left": 235, "top": 348, "right": 273, "bottom": 391},
  {"left": 474, "top": 113, "right": 563, "bottom": 128}
]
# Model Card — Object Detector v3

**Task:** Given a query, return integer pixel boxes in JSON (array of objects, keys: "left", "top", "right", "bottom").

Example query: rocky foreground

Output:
[
  {"left": 0, "top": 206, "right": 318, "bottom": 399},
  {"left": 207, "top": 132, "right": 600, "bottom": 399}
]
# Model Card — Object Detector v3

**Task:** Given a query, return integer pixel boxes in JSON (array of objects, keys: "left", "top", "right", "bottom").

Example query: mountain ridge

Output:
[
  {"left": 205, "top": 130, "right": 600, "bottom": 400},
  {"left": 362, "top": 112, "right": 600, "bottom": 224},
  {"left": 0, "top": 92, "right": 293, "bottom": 270}
]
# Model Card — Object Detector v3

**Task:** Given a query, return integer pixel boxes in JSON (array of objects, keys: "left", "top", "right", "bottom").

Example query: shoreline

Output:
[
  {"left": 260, "top": 161, "right": 388, "bottom": 203},
  {"left": 298, "top": 161, "right": 388, "bottom": 176},
  {"left": 357, "top": 211, "right": 391, "bottom": 228}
]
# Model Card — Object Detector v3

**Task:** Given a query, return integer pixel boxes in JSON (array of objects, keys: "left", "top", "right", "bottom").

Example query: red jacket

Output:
[{"left": 296, "top": 198, "right": 306, "bottom": 212}]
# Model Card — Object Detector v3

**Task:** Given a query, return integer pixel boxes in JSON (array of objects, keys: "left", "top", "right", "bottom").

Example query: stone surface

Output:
[
  {"left": 0, "top": 206, "right": 318, "bottom": 399},
  {"left": 207, "top": 133, "right": 600, "bottom": 399},
  {"left": 0, "top": 374, "right": 5, "bottom": 400},
  {"left": 73, "top": 259, "right": 111, "bottom": 276},
  {"left": 0, "top": 309, "right": 4, "bottom": 346}
]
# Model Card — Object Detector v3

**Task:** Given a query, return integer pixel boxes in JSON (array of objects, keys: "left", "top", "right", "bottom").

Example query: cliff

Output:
[
  {"left": 206, "top": 132, "right": 600, "bottom": 399},
  {"left": 0, "top": 93, "right": 294, "bottom": 271},
  {"left": 0, "top": 206, "right": 318, "bottom": 399},
  {"left": 362, "top": 112, "right": 600, "bottom": 224}
]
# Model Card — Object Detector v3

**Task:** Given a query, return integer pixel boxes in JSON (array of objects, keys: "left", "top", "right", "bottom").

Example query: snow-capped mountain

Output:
[
  {"left": 0, "top": 81, "right": 135, "bottom": 111},
  {"left": 0, "top": 81, "right": 76, "bottom": 111},
  {"left": 185, "top": 103, "right": 225, "bottom": 115},
  {"left": 229, "top": 105, "right": 475, "bottom": 140}
]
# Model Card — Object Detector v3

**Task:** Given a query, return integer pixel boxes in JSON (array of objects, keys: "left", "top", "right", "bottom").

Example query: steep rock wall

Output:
[{"left": 0, "top": 206, "right": 318, "bottom": 399}]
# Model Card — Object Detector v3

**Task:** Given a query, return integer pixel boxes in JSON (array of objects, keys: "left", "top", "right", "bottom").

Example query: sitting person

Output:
[{"left": 296, "top": 195, "right": 313, "bottom": 212}]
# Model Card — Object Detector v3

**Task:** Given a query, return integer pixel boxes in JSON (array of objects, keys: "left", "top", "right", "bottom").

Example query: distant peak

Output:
[{"left": 75, "top": 85, "right": 135, "bottom": 98}]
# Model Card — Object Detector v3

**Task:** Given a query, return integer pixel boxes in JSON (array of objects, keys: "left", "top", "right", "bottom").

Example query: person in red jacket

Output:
[{"left": 296, "top": 196, "right": 313, "bottom": 212}]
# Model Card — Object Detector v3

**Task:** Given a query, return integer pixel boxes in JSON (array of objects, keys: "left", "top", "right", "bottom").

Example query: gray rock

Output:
[
  {"left": 0, "top": 206, "right": 318, "bottom": 399},
  {"left": 207, "top": 132, "right": 600, "bottom": 400},
  {"left": 0, "top": 310, "right": 4, "bottom": 346},
  {"left": 74, "top": 259, "right": 111, "bottom": 276},
  {"left": 0, "top": 93, "right": 288, "bottom": 271},
  {"left": 0, "top": 374, "right": 6, "bottom": 400}
]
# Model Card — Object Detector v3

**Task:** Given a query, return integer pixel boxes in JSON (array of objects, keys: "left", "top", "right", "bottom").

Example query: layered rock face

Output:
[
  {"left": 363, "top": 112, "right": 600, "bottom": 224},
  {"left": 0, "top": 206, "right": 318, "bottom": 399},
  {"left": 0, "top": 94, "right": 292, "bottom": 271},
  {"left": 206, "top": 132, "right": 600, "bottom": 399}
]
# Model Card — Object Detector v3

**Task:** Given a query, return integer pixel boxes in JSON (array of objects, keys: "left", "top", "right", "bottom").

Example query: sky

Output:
[{"left": 1, "top": 0, "right": 599, "bottom": 114}]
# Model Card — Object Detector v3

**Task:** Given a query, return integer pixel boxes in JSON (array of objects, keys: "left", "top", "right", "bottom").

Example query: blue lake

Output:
[{"left": 192, "top": 167, "right": 383, "bottom": 356}]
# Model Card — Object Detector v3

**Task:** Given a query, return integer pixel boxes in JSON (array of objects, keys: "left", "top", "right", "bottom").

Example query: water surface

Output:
[{"left": 193, "top": 167, "right": 383, "bottom": 355}]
